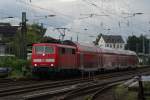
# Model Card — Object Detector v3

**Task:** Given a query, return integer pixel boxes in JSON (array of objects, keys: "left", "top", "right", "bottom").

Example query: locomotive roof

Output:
[{"left": 33, "top": 43, "right": 76, "bottom": 49}]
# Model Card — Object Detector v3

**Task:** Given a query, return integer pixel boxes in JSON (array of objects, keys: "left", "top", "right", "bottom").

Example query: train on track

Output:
[{"left": 31, "top": 41, "right": 138, "bottom": 77}]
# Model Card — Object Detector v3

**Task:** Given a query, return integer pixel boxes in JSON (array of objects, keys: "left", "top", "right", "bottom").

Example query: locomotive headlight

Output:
[
  {"left": 51, "top": 64, "right": 54, "bottom": 66},
  {"left": 33, "top": 59, "right": 42, "bottom": 62},
  {"left": 45, "top": 59, "right": 55, "bottom": 62},
  {"left": 34, "top": 64, "right": 37, "bottom": 66}
]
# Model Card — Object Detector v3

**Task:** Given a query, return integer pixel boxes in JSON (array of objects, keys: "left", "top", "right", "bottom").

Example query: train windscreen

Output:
[{"left": 34, "top": 46, "right": 54, "bottom": 54}]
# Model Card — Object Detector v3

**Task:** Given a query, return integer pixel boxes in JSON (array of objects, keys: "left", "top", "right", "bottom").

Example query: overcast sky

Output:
[{"left": 0, "top": 0, "right": 150, "bottom": 43}]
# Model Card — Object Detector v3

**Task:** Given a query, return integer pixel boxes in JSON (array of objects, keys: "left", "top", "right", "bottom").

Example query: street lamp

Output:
[
  {"left": 133, "top": 12, "right": 144, "bottom": 16},
  {"left": 104, "top": 28, "right": 111, "bottom": 34},
  {"left": 0, "top": 16, "right": 14, "bottom": 20},
  {"left": 121, "top": 12, "right": 144, "bottom": 18},
  {"left": 33, "top": 14, "right": 56, "bottom": 20}
]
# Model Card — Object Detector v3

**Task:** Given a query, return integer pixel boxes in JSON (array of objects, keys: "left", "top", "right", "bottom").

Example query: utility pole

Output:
[
  {"left": 77, "top": 34, "right": 79, "bottom": 42},
  {"left": 21, "top": 12, "right": 27, "bottom": 59},
  {"left": 142, "top": 34, "right": 145, "bottom": 54},
  {"left": 70, "top": 37, "right": 72, "bottom": 41},
  {"left": 136, "top": 43, "right": 139, "bottom": 54},
  {"left": 149, "top": 39, "right": 150, "bottom": 54},
  {"left": 142, "top": 34, "right": 145, "bottom": 65},
  {"left": 138, "top": 75, "right": 145, "bottom": 100}
]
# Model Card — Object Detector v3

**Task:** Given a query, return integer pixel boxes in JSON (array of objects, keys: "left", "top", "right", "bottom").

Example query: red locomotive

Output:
[{"left": 31, "top": 41, "right": 138, "bottom": 76}]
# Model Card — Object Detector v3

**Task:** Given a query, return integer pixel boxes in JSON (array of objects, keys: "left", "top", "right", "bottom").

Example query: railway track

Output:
[
  {"left": 90, "top": 83, "right": 118, "bottom": 100},
  {"left": 22, "top": 74, "right": 134, "bottom": 100},
  {"left": 22, "top": 67, "right": 150, "bottom": 100},
  {"left": 0, "top": 80, "right": 42, "bottom": 89},
  {"left": 0, "top": 78, "right": 93, "bottom": 99},
  {"left": 0, "top": 66, "right": 150, "bottom": 100}
]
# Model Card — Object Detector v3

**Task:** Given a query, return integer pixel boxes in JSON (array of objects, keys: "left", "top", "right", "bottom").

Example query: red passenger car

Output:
[{"left": 31, "top": 41, "right": 138, "bottom": 76}]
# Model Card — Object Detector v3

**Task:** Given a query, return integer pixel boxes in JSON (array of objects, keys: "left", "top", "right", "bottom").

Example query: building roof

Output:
[
  {"left": 100, "top": 34, "right": 124, "bottom": 43},
  {"left": 0, "top": 23, "right": 19, "bottom": 37}
]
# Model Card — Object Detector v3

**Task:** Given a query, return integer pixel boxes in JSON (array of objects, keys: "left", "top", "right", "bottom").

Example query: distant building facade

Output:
[
  {"left": 0, "top": 23, "right": 18, "bottom": 54},
  {"left": 98, "top": 34, "right": 125, "bottom": 49}
]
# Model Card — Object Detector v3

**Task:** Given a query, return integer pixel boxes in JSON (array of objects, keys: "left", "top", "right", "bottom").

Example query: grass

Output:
[
  {"left": 10, "top": 70, "right": 24, "bottom": 79},
  {"left": 114, "top": 81, "right": 150, "bottom": 100},
  {"left": 114, "top": 85, "right": 137, "bottom": 100},
  {"left": 0, "top": 56, "right": 32, "bottom": 79},
  {"left": 84, "top": 95, "right": 92, "bottom": 100}
]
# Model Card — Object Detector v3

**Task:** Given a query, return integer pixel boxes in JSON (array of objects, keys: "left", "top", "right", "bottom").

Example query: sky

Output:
[{"left": 0, "top": 0, "right": 150, "bottom": 43}]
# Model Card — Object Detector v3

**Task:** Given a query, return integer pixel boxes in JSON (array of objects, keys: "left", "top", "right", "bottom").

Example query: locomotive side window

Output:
[
  {"left": 59, "top": 47, "right": 66, "bottom": 55},
  {"left": 72, "top": 49, "right": 75, "bottom": 54},
  {"left": 66, "top": 48, "right": 71, "bottom": 54},
  {"left": 66, "top": 48, "right": 75, "bottom": 54},
  {"left": 59, "top": 48, "right": 75, "bottom": 55},
  {"left": 62, "top": 48, "right": 65, "bottom": 54}
]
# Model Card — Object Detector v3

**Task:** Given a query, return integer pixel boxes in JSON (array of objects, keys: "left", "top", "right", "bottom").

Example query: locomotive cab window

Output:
[
  {"left": 45, "top": 46, "right": 54, "bottom": 54},
  {"left": 34, "top": 46, "right": 54, "bottom": 54}
]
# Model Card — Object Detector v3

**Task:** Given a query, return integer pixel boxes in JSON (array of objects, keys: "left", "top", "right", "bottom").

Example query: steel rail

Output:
[{"left": 0, "top": 78, "right": 92, "bottom": 97}]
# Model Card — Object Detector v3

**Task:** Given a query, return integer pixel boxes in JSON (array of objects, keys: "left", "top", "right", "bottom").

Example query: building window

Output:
[
  {"left": 105, "top": 44, "right": 109, "bottom": 47},
  {"left": 117, "top": 44, "right": 119, "bottom": 48},
  {"left": 113, "top": 44, "right": 115, "bottom": 48},
  {"left": 107, "top": 44, "right": 109, "bottom": 47},
  {"left": 110, "top": 44, "right": 112, "bottom": 48},
  {"left": 120, "top": 44, "right": 122, "bottom": 48}
]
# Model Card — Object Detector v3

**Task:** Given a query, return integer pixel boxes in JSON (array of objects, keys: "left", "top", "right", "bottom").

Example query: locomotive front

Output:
[{"left": 31, "top": 43, "right": 57, "bottom": 74}]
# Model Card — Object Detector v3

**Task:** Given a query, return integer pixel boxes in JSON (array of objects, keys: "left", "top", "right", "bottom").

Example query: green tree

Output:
[
  {"left": 126, "top": 35, "right": 140, "bottom": 52},
  {"left": 126, "top": 34, "right": 149, "bottom": 54},
  {"left": 27, "top": 23, "right": 46, "bottom": 44},
  {"left": 13, "top": 23, "right": 47, "bottom": 57}
]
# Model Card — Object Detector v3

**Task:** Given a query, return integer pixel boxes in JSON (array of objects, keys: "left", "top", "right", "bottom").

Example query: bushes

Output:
[{"left": 0, "top": 56, "right": 31, "bottom": 78}]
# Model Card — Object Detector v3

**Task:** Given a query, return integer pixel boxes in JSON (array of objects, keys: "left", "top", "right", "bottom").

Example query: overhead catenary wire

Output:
[
  {"left": 0, "top": 0, "right": 146, "bottom": 42},
  {"left": 16, "top": 0, "right": 74, "bottom": 20}
]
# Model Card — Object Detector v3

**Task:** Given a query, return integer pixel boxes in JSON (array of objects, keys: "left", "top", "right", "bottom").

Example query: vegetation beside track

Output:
[
  {"left": 114, "top": 85, "right": 137, "bottom": 100},
  {"left": 114, "top": 81, "right": 150, "bottom": 100},
  {"left": 0, "top": 56, "right": 31, "bottom": 79}
]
